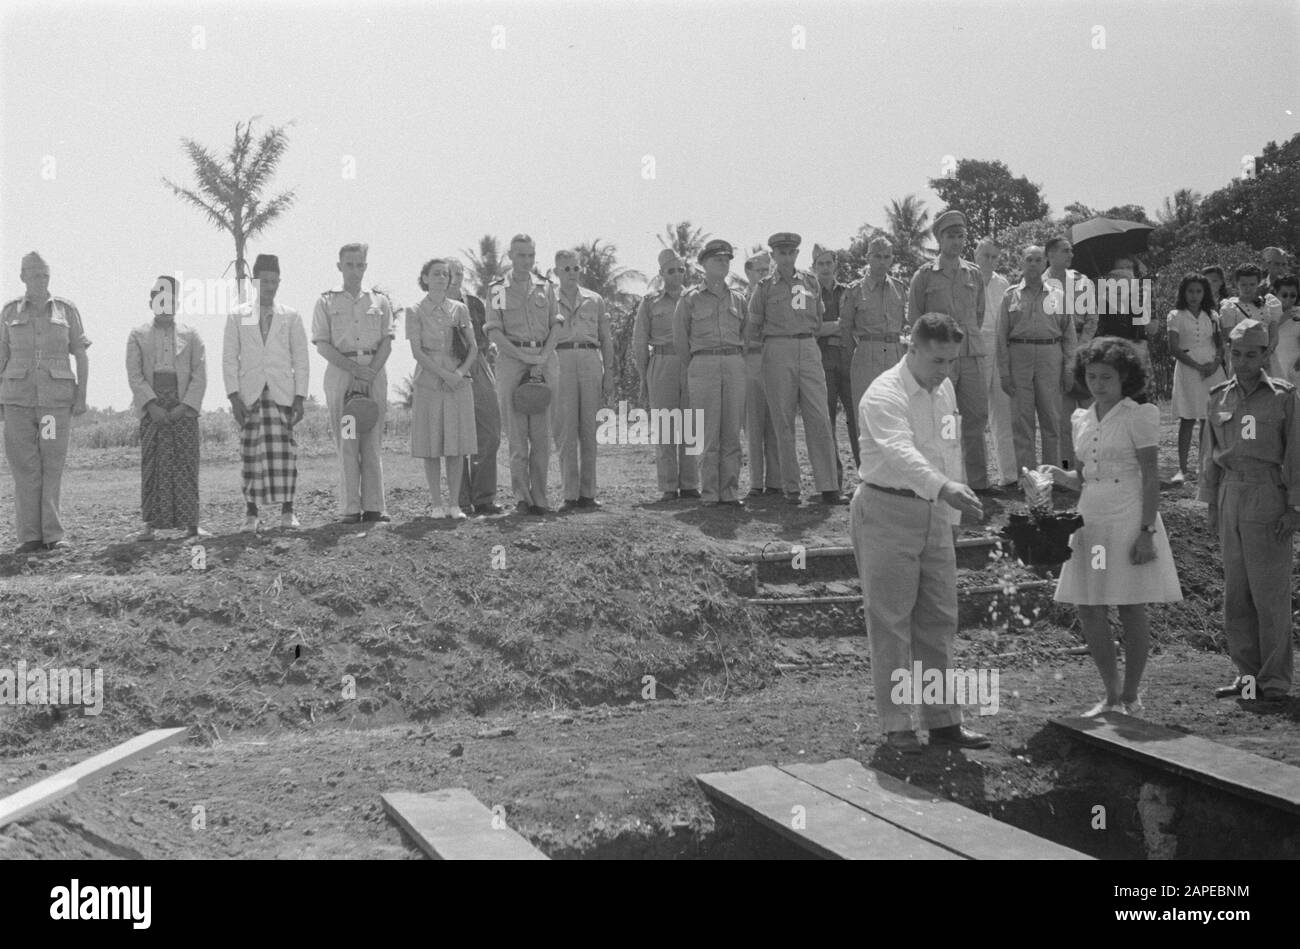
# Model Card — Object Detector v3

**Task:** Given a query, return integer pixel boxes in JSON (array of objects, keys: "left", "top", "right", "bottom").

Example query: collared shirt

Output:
[
  {"left": 673, "top": 281, "right": 748, "bottom": 356},
  {"left": 981, "top": 272, "right": 1010, "bottom": 340},
  {"left": 485, "top": 271, "right": 561, "bottom": 343},
  {"left": 907, "top": 257, "right": 986, "bottom": 357},
  {"left": 1218, "top": 294, "right": 1284, "bottom": 336},
  {"left": 0, "top": 295, "right": 91, "bottom": 407},
  {"left": 818, "top": 280, "right": 846, "bottom": 345},
  {"left": 632, "top": 288, "right": 682, "bottom": 371},
  {"left": 555, "top": 285, "right": 606, "bottom": 345},
  {"left": 748, "top": 269, "right": 824, "bottom": 338},
  {"left": 840, "top": 270, "right": 907, "bottom": 345},
  {"left": 151, "top": 320, "right": 178, "bottom": 372},
  {"left": 1199, "top": 373, "right": 1300, "bottom": 506},
  {"left": 857, "top": 358, "right": 964, "bottom": 526},
  {"left": 997, "top": 280, "right": 1076, "bottom": 358},
  {"left": 311, "top": 288, "right": 394, "bottom": 352}
]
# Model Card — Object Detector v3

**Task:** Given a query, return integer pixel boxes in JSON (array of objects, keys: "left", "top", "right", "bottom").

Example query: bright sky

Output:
[{"left": 2, "top": 0, "right": 1296, "bottom": 410}]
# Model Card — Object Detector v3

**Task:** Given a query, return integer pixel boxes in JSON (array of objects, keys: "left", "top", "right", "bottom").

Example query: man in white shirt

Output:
[
  {"left": 852, "top": 312, "right": 989, "bottom": 754},
  {"left": 223, "top": 254, "right": 310, "bottom": 531},
  {"left": 975, "top": 239, "right": 1016, "bottom": 486}
]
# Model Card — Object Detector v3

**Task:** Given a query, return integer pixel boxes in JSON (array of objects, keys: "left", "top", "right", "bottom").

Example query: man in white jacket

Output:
[{"left": 223, "top": 254, "right": 310, "bottom": 531}]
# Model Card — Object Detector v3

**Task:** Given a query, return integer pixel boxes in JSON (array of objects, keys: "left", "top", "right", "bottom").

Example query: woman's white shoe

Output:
[{"left": 1081, "top": 700, "right": 1120, "bottom": 718}]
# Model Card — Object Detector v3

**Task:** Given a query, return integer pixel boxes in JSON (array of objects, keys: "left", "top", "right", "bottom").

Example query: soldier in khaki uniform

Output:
[
  {"left": 841, "top": 236, "right": 908, "bottom": 433},
  {"left": 633, "top": 249, "right": 700, "bottom": 501},
  {"left": 1200, "top": 319, "right": 1300, "bottom": 709},
  {"left": 749, "top": 232, "right": 845, "bottom": 505},
  {"left": 552, "top": 249, "right": 614, "bottom": 511},
  {"left": 0, "top": 252, "right": 90, "bottom": 553},
  {"left": 908, "top": 210, "right": 989, "bottom": 490},
  {"left": 673, "top": 240, "right": 748, "bottom": 507},
  {"left": 312, "top": 243, "right": 395, "bottom": 523},
  {"left": 485, "top": 234, "right": 564, "bottom": 515},
  {"left": 812, "top": 244, "right": 854, "bottom": 488},
  {"left": 742, "top": 251, "right": 781, "bottom": 498}
]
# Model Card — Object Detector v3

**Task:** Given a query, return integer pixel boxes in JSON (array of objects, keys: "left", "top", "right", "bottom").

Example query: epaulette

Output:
[{"left": 1271, "top": 376, "right": 1296, "bottom": 393}]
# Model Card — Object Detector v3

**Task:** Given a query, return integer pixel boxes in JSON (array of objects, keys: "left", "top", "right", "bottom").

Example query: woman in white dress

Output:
[
  {"left": 1039, "top": 337, "right": 1183, "bottom": 717},
  {"left": 1166, "top": 274, "right": 1226, "bottom": 482},
  {"left": 408, "top": 259, "right": 478, "bottom": 518},
  {"left": 1270, "top": 276, "right": 1300, "bottom": 386}
]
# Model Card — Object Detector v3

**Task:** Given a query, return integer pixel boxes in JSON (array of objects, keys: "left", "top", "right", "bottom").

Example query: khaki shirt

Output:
[
  {"left": 555, "top": 285, "right": 607, "bottom": 345},
  {"left": 1199, "top": 373, "right": 1300, "bottom": 508},
  {"left": 907, "top": 257, "right": 986, "bottom": 357},
  {"left": 633, "top": 288, "right": 681, "bottom": 353},
  {"left": 311, "top": 288, "right": 395, "bottom": 352},
  {"left": 840, "top": 271, "right": 907, "bottom": 346},
  {"left": 485, "top": 272, "right": 561, "bottom": 344},
  {"left": 0, "top": 295, "right": 90, "bottom": 407},
  {"left": 997, "top": 280, "right": 1077, "bottom": 380},
  {"left": 748, "top": 269, "right": 825, "bottom": 338},
  {"left": 673, "top": 281, "right": 748, "bottom": 357}
]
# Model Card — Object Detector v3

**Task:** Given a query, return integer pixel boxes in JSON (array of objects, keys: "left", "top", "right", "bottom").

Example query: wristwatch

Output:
[{"left": 1139, "top": 524, "right": 1157, "bottom": 534}]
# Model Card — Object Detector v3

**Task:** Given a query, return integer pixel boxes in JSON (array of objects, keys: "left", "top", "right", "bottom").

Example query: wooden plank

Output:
[
  {"left": 697, "top": 765, "right": 962, "bottom": 860},
  {"left": 0, "top": 727, "right": 188, "bottom": 829},
  {"left": 782, "top": 758, "right": 1092, "bottom": 860},
  {"left": 381, "top": 789, "right": 548, "bottom": 860},
  {"left": 1051, "top": 715, "right": 1300, "bottom": 815}
]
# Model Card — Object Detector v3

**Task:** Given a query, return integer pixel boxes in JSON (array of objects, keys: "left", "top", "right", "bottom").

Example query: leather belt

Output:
[
  {"left": 651, "top": 343, "right": 676, "bottom": 356},
  {"left": 340, "top": 349, "right": 376, "bottom": 357},
  {"left": 766, "top": 333, "right": 814, "bottom": 340},
  {"left": 854, "top": 332, "right": 901, "bottom": 343},
  {"left": 507, "top": 338, "right": 544, "bottom": 349},
  {"left": 745, "top": 343, "right": 763, "bottom": 354},
  {"left": 556, "top": 342, "right": 598, "bottom": 350},
  {"left": 1008, "top": 337, "right": 1061, "bottom": 345},
  {"left": 693, "top": 346, "right": 743, "bottom": 357},
  {"left": 866, "top": 482, "right": 924, "bottom": 500}
]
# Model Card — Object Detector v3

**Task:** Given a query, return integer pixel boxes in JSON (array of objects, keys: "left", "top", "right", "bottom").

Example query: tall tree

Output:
[
  {"left": 1196, "top": 133, "right": 1300, "bottom": 253},
  {"left": 928, "top": 159, "right": 1048, "bottom": 248},
  {"left": 885, "top": 195, "right": 934, "bottom": 275},
  {"left": 462, "top": 235, "right": 506, "bottom": 298},
  {"left": 162, "top": 118, "right": 296, "bottom": 300},
  {"left": 1099, "top": 204, "right": 1152, "bottom": 223}
]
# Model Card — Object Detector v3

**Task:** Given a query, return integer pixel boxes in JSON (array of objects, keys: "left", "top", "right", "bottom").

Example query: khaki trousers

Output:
[
  {"left": 3, "top": 404, "right": 72, "bottom": 544},
  {"left": 687, "top": 353, "right": 746, "bottom": 502},
  {"left": 761, "top": 337, "right": 838, "bottom": 494},
  {"left": 555, "top": 348, "right": 602, "bottom": 501},
  {"left": 647, "top": 353, "right": 699, "bottom": 493},
  {"left": 851, "top": 485, "right": 963, "bottom": 734},
  {"left": 1008, "top": 343, "right": 1064, "bottom": 474},
  {"left": 743, "top": 351, "right": 781, "bottom": 491},
  {"left": 324, "top": 360, "right": 387, "bottom": 516},
  {"left": 497, "top": 349, "right": 557, "bottom": 508}
]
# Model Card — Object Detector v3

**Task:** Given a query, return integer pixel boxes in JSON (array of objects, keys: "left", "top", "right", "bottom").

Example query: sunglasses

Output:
[
  {"left": 558, "top": 265, "right": 580, "bottom": 273},
  {"left": 665, "top": 267, "right": 685, "bottom": 274}
]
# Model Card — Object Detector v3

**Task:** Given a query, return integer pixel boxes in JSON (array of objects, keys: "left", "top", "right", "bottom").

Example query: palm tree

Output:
[
  {"left": 1157, "top": 188, "right": 1202, "bottom": 228},
  {"left": 462, "top": 235, "right": 507, "bottom": 297},
  {"left": 658, "top": 221, "right": 711, "bottom": 287},
  {"left": 574, "top": 239, "right": 644, "bottom": 307},
  {"left": 885, "top": 195, "right": 933, "bottom": 272},
  {"left": 162, "top": 118, "right": 296, "bottom": 301}
]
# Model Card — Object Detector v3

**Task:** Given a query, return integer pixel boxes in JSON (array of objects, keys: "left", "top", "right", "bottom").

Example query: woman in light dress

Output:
[
  {"left": 407, "top": 259, "right": 478, "bottom": 518},
  {"left": 1039, "top": 337, "right": 1183, "bottom": 717},
  {"left": 1269, "top": 275, "right": 1300, "bottom": 385},
  {"left": 1166, "top": 274, "right": 1226, "bottom": 482}
]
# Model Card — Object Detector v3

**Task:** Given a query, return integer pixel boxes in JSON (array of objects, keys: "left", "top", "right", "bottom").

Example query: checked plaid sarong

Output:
[{"left": 241, "top": 386, "right": 298, "bottom": 504}]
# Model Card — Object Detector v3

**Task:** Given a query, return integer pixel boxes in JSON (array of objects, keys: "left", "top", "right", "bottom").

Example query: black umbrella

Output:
[{"left": 1069, "top": 218, "right": 1154, "bottom": 280}]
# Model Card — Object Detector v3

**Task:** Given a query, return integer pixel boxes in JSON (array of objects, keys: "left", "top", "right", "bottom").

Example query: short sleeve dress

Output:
[
  {"left": 1167, "top": 308, "right": 1225, "bottom": 419},
  {"left": 1053, "top": 399, "right": 1183, "bottom": 605},
  {"left": 407, "top": 297, "right": 478, "bottom": 459}
]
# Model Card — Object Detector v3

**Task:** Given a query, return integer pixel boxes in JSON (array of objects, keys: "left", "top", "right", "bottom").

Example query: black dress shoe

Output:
[
  {"left": 1214, "top": 679, "right": 1246, "bottom": 699},
  {"left": 14, "top": 541, "right": 44, "bottom": 555},
  {"left": 560, "top": 499, "right": 580, "bottom": 512},
  {"left": 659, "top": 491, "right": 678, "bottom": 502},
  {"left": 529, "top": 505, "right": 552, "bottom": 516},
  {"left": 720, "top": 499, "right": 745, "bottom": 509},
  {"left": 820, "top": 490, "right": 848, "bottom": 505},
  {"left": 577, "top": 496, "right": 601, "bottom": 509},
  {"left": 678, "top": 489, "right": 701, "bottom": 499},
  {"left": 361, "top": 511, "right": 391, "bottom": 523},
  {"left": 927, "top": 725, "right": 991, "bottom": 749},
  {"left": 763, "top": 487, "right": 783, "bottom": 495},
  {"left": 515, "top": 501, "right": 532, "bottom": 516},
  {"left": 340, "top": 513, "right": 362, "bottom": 524},
  {"left": 473, "top": 503, "right": 505, "bottom": 516}
]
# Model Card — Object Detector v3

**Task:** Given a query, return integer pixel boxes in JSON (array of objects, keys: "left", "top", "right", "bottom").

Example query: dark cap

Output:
[
  {"left": 252, "top": 254, "right": 280, "bottom": 275},
  {"left": 768, "top": 232, "right": 801, "bottom": 251},
  {"left": 932, "top": 210, "right": 968, "bottom": 238},
  {"left": 699, "top": 239, "right": 734, "bottom": 263}
]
